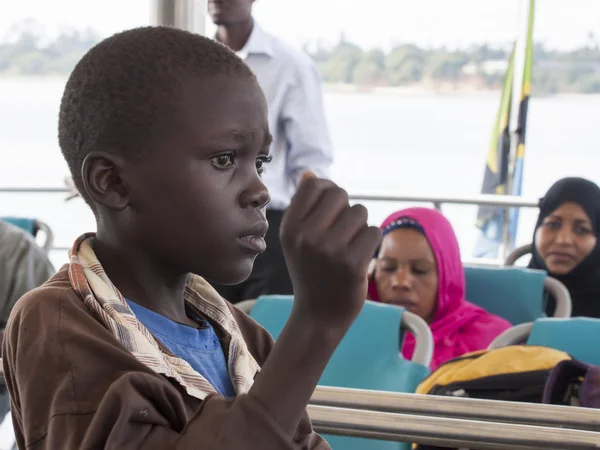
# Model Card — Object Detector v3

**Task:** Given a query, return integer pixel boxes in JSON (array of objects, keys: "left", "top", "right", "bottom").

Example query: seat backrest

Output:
[
  {"left": 464, "top": 266, "right": 547, "bottom": 325},
  {"left": 504, "top": 243, "right": 533, "bottom": 266},
  {"left": 250, "top": 295, "right": 431, "bottom": 450},
  {"left": 526, "top": 318, "right": 600, "bottom": 366},
  {"left": 1, "top": 217, "right": 54, "bottom": 253},
  {"left": 1, "top": 217, "right": 36, "bottom": 236}
]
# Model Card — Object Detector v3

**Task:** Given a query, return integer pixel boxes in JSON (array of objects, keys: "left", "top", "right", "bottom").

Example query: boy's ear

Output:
[{"left": 81, "top": 151, "right": 130, "bottom": 211}]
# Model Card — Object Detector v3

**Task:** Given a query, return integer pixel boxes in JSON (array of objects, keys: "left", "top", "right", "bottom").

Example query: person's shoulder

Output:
[
  {"left": 0, "top": 220, "right": 52, "bottom": 265},
  {"left": 479, "top": 310, "right": 512, "bottom": 331},
  {"left": 0, "top": 220, "right": 34, "bottom": 254},
  {"left": 456, "top": 301, "right": 512, "bottom": 337},
  {"left": 261, "top": 27, "right": 317, "bottom": 73},
  {"left": 458, "top": 303, "right": 512, "bottom": 343}
]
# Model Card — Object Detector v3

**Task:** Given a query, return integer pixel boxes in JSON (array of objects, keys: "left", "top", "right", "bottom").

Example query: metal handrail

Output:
[
  {"left": 0, "top": 187, "right": 69, "bottom": 193},
  {"left": 350, "top": 191, "right": 539, "bottom": 208},
  {"left": 505, "top": 243, "right": 533, "bottom": 266},
  {"left": 310, "top": 385, "right": 600, "bottom": 431},
  {"left": 488, "top": 322, "right": 535, "bottom": 350},
  {"left": 1, "top": 188, "right": 539, "bottom": 260},
  {"left": 0, "top": 187, "right": 540, "bottom": 208},
  {"left": 308, "top": 404, "right": 600, "bottom": 449},
  {"left": 35, "top": 220, "right": 54, "bottom": 253},
  {"left": 545, "top": 276, "right": 572, "bottom": 318}
]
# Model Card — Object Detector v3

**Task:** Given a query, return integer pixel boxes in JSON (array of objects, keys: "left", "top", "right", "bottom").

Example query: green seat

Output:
[
  {"left": 464, "top": 266, "right": 570, "bottom": 325},
  {"left": 250, "top": 296, "right": 432, "bottom": 450},
  {"left": 527, "top": 318, "right": 600, "bottom": 366},
  {"left": 1, "top": 217, "right": 37, "bottom": 236},
  {"left": 1, "top": 217, "right": 54, "bottom": 253}
]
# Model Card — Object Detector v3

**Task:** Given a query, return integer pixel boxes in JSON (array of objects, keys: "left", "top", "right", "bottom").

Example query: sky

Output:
[{"left": 1, "top": 0, "right": 599, "bottom": 50}]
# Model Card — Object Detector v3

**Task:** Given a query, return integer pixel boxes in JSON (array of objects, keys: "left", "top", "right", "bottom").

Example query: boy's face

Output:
[{"left": 122, "top": 74, "right": 271, "bottom": 284}]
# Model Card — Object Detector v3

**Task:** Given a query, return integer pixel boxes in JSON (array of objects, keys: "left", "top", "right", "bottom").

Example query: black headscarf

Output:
[{"left": 528, "top": 177, "right": 600, "bottom": 318}]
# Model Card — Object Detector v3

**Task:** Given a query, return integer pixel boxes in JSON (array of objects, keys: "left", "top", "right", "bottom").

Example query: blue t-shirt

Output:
[{"left": 126, "top": 299, "right": 235, "bottom": 397}]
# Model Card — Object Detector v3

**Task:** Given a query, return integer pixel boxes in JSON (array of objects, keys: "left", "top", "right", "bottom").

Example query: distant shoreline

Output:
[
  {"left": 322, "top": 83, "right": 500, "bottom": 97},
  {"left": 2, "top": 75, "right": 600, "bottom": 99},
  {"left": 321, "top": 82, "right": 600, "bottom": 99}
]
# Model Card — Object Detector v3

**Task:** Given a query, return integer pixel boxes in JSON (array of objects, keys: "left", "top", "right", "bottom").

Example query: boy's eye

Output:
[
  {"left": 211, "top": 154, "right": 235, "bottom": 169},
  {"left": 256, "top": 155, "right": 273, "bottom": 174}
]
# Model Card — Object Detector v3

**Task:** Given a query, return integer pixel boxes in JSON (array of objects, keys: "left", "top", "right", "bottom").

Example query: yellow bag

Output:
[{"left": 416, "top": 345, "right": 571, "bottom": 402}]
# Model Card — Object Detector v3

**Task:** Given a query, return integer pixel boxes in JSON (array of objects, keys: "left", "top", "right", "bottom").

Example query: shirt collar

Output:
[{"left": 234, "top": 21, "right": 274, "bottom": 60}]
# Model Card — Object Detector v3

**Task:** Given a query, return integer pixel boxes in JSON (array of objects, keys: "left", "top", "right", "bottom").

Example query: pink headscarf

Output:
[{"left": 368, "top": 207, "right": 511, "bottom": 371}]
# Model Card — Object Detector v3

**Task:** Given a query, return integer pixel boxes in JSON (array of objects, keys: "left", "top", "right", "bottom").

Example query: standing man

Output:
[{"left": 208, "top": 0, "right": 334, "bottom": 302}]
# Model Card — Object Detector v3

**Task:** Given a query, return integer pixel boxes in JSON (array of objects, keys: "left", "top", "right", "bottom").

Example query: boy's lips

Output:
[{"left": 238, "top": 221, "right": 269, "bottom": 254}]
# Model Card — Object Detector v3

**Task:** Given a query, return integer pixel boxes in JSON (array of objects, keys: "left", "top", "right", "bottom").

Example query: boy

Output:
[{"left": 2, "top": 27, "right": 381, "bottom": 449}]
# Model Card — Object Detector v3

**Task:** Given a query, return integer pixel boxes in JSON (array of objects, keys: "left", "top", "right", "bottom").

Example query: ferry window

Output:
[
  {"left": 0, "top": 0, "right": 152, "bottom": 268},
  {"left": 2, "top": 0, "right": 600, "bottom": 267}
]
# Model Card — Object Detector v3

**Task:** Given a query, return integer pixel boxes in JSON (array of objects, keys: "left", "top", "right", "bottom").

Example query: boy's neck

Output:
[
  {"left": 216, "top": 18, "right": 254, "bottom": 53},
  {"left": 93, "top": 231, "right": 193, "bottom": 326}
]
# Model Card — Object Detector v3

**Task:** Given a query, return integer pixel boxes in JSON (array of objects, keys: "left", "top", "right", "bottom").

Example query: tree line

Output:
[
  {"left": 2, "top": 22, "right": 600, "bottom": 94},
  {"left": 307, "top": 38, "right": 600, "bottom": 94}
]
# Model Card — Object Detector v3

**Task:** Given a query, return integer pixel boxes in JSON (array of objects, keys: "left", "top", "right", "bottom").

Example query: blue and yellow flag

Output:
[
  {"left": 508, "top": 0, "right": 535, "bottom": 249},
  {"left": 473, "top": 47, "right": 515, "bottom": 258},
  {"left": 474, "top": 0, "right": 534, "bottom": 259}
]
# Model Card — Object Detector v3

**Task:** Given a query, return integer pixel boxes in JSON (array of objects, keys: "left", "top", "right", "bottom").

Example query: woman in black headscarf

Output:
[{"left": 529, "top": 177, "right": 600, "bottom": 318}]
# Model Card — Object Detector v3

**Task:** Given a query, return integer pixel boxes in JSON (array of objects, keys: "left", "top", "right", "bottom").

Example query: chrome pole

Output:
[
  {"left": 0, "top": 187, "right": 540, "bottom": 208},
  {"left": 311, "top": 386, "right": 600, "bottom": 432},
  {"left": 308, "top": 404, "right": 600, "bottom": 449},
  {"left": 152, "top": 0, "right": 207, "bottom": 35}
]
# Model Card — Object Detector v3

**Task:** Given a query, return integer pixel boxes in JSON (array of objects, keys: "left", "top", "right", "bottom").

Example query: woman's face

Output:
[
  {"left": 374, "top": 228, "right": 438, "bottom": 323},
  {"left": 535, "top": 202, "right": 597, "bottom": 275}
]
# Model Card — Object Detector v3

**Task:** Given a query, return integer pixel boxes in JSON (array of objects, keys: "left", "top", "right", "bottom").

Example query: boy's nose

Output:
[{"left": 241, "top": 178, "right": 270, "bottom": 209}]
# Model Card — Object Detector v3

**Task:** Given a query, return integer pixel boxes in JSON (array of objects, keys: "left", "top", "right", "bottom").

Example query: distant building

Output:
[{"left": 462, "top": 60, "right": 509, "bottom": 76}]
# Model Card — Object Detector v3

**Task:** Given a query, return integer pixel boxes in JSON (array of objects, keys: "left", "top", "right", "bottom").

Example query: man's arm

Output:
[
  {"left": 0, "top": 224, "right": 54, "bottom": 332},
  {"left": 9, "top": 241, "right": 55, "bottom": 304},
  {"left": 281, "top": 60, "right": 334, "bottom": 185}
]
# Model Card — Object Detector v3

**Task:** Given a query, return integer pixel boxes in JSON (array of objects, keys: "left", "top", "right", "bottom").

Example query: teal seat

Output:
[
  {"left": 1, "top": 217, "right": 37, "bottom": 236},
  {"left": 465, "top": 266, "right": 553, "bottom": 325},
  {"left": 250, "top": 296, "right": 431, "bottom": 450},
  {"left": 1, "top": 217, "right": 54, "bottom": 253},
  {"left": 526, "top": 318, "right": 600, "bottom": 366}
]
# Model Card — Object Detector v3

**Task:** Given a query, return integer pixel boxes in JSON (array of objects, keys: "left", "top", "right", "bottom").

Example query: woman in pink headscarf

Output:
[{"left": 368, "top": 207, "right": 511, "bottom": 371}]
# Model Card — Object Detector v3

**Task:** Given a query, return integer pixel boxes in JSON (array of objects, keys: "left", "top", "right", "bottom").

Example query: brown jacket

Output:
[{"left": 2, "top": 267, "right": 329, "bottom": 449}]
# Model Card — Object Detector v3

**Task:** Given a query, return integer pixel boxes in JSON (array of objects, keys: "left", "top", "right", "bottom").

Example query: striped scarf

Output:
[{"left": 67, "top": 233, "right": 260, "bottom": 400}]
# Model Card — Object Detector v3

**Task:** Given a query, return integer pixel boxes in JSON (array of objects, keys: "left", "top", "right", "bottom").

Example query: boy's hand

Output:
[
  {"left": 280, "top": 172, "right": 382, "bottom": 331},
  {"left": 248, "top": 172, "right": 380, "bottom": 437}
]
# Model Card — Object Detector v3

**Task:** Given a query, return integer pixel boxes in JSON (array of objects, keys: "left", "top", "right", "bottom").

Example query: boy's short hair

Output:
[{"left": 58, "top": 26, "right": 256, "bottom": 207}]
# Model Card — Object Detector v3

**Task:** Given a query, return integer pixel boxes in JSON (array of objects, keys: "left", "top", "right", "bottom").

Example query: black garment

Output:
[
  {"left": 528, "top": 177, "right": 600, "bottom": 318},
  {"left": 211, "top": 210, "right": 293, "bottom": 303}
]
